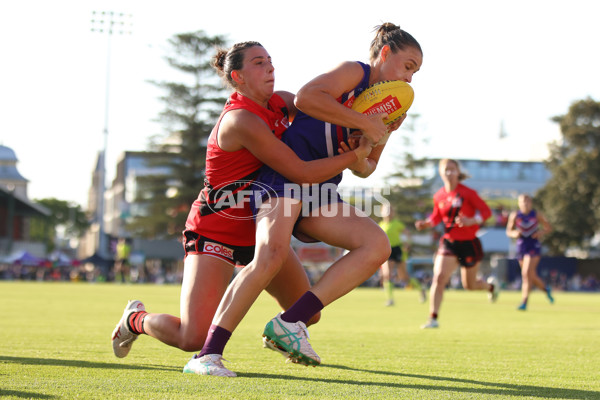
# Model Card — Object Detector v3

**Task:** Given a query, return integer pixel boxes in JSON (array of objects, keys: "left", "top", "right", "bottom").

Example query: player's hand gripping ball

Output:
[{"left": 350, "top": 80, "right": 414, "bottom": 125}]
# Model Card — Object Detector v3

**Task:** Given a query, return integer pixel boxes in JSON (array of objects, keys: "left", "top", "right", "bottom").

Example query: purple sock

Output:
[
  {"left": 198, "top": 324, "right": 231, "bottom": 357},
  {"left": 280, "top": 291, "right": 324, "bottom": 325}
]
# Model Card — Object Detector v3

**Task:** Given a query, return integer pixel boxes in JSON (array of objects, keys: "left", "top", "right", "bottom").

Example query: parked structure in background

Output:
[
  {"left": 4, "top": 145, "right": 597, "bottom": 289},
  {"left": 78, "top": 151, "right": 183, "bottom": 281},
  {"left": 79, "top": 150, "right": 106, "bottom": 260},
  {"left": 0, "top": 145, "right": 49, "bottom": 258},
  {"left": 427, "top": 159, "right": 551, "bottom": 200}
]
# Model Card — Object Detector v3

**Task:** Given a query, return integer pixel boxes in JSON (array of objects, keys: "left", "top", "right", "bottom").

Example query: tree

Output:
[
  {"left": 127, "top": 31, "right": 229, "bottom": 238},
  {"left": 29, "top": 198, "right": 89, "bottom": 252},
  {"left": 537, "top": 98, "right": 600, "bottom": 254}
]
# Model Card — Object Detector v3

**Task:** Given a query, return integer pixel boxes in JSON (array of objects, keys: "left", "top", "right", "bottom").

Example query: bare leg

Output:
[
  {"left": 142, "top": 254, "right": 234, "bottom": 352},
  {"left": 429, "top": 255, "right": 459, "bottom": 317},
  {"left": 265, "top": 246, "right": 321, "bottom": 327},
  {"left": 521, "top": 254, "right": 550, "bottom": 304},
  {"left": 114, "top": 261, "right": 123, "bottom": 283},
  {"left": 519, "top": 258, "right": 530, "bottom": 303},
  {"left": 460, "top": 262, "right": 489, "bottom": 290},
  {"left": 381, "top": 260, "right": 394, "bottom": 283},
  {"left": 297, "top": 202, "right": 390, "bottom": 307},
  {"left": 211, "top": 197, "right": 301, "bottom": 332},
  {"left": 396, "top": 260, "right": 408, "bottom": 283},
  {"left": 381, "top": 259, "right": 397, "bottom": 305},
  {"left": 527, "top": 255, "right": 547, "bottom": 290}
]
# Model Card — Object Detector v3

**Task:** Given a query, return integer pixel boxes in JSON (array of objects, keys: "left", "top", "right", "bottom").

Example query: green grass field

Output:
[{"left": 1, "top": 281, "right": 598, "bottom": 399}]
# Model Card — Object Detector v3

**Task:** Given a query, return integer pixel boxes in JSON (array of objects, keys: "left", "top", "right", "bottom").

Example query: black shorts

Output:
[
  {"left": 438, "top": 237, "right": 483, "bottom": 268},
  {"left": 182, "top": 231, "right": 254, "bottom": 266},
  {"left": 388, "top": 245, "right": 403, "bottom": 262}
]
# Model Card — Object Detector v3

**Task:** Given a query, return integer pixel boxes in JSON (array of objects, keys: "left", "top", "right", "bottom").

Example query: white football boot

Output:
[{"left": 111, "top": 300, "right": 145, "bottom": 358}]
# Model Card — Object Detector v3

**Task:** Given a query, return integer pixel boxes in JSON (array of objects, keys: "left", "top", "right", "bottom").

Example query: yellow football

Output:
[{"left": 350, "top": 80, "right": 414, "bottom": 125}]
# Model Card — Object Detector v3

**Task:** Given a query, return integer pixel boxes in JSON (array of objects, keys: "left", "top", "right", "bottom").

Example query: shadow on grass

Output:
[
  {"left": 240, "top": 364, "right": 599, "bottom": 400},
  {"left": 0, "top": 389, "right": 56, "bottom": 399},
  {"left": 0, "top": 355, "right": 179, "bottom": 372}
]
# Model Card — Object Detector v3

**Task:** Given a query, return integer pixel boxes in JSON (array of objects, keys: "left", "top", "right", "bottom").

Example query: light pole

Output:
[{"left": 90, "top": 11, "right": 132, "bottom": 258}]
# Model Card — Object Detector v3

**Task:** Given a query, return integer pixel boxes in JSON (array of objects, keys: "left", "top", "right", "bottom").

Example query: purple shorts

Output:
[
  {"left": 252, "top": 166, "right": 344, "bottom": 243},
  {"left": 516, "top": 237, "right": 541, "bottom": 260}
]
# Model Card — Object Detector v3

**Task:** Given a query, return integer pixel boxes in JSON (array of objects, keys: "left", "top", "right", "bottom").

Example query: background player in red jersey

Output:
[
  {"left": 506, "top": 193, "right": 554, "bottom": 310},
  {"left": 111, "top": 42, "right": 372, "bottom": 374},
  {"left": 415, "top": 158, "right": 498, "bottom": 329}
]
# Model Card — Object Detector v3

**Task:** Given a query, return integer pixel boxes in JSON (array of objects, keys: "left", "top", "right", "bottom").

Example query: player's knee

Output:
[
  {"left": 432, "top": 273, "right": 448, "bottom": 287},
  {"left": 175, "top": 323, "right": 210, "bottom": 352},
  {"left": 359, "top": 229, "right": 390, "bottom": 263},
  {"left": 254, "top": 242, "right": 288, "bottom": 276}
]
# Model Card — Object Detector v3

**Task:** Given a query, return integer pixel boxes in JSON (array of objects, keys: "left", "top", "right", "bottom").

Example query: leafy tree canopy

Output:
[
  {"left": 537, "top": 98, "right": 600, "bottom": 254},
  {"left": 127, "top": 31, "right": 229, "bottom": 239},
  {"left": 29, "top": 198, "right": 89, "bottom": 252}
]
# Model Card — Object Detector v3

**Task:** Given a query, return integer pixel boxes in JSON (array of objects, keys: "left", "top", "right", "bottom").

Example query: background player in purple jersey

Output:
[
  {"left": 506, "top": 193, "right": 554, "bottom": 310},
  {"left": 192, "top": 23, "right": 423, "bottom": 376}
]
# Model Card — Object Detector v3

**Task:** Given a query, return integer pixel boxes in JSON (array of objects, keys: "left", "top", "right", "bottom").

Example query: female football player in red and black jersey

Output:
[
  {"left": 415, "top": 158, "right": 497, "bottom": 329},
  {"left": 110, "top": 42, "right": 372, "bottom": 373}
]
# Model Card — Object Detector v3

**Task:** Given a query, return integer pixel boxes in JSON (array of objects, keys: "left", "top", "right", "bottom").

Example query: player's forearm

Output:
[{"left": 290, "top": 151, "right": 359, "bottom": 184}]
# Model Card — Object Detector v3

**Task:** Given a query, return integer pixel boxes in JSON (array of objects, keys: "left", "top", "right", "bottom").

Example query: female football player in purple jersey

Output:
[
  {"left": 506, "top": 193, "right": 554, "bottom": 310},
  {"left": 193, "top": 23, "right": 423, "bottom": 376}
]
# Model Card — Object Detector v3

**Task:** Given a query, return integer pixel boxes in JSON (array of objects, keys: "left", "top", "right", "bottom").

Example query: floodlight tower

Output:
[{"left": 90, "top": 11, "right": 132, "bottom": 258}]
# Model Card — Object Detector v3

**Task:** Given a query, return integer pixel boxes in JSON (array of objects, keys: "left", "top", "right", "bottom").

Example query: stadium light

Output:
[{"left": 90, "top": 11, "right": 132, "bottom": 258}]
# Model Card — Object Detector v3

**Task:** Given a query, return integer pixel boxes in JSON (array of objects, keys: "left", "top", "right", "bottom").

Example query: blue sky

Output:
[{"left": 1, "top": 0, "right": 599, "bottom": 206}]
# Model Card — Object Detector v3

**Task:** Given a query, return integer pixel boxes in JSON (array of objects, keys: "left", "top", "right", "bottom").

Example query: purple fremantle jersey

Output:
[
  {"left": 257, "top": 61, "right": 371, "bottom": 188},
  {"left": 515, "top": 209, "right": 539, "bottom": 238},
  {"left": 515, "top": 209, "right": 542, "bottom": 258}
]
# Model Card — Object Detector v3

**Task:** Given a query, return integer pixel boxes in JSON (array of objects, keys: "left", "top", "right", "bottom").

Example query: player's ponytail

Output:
[
  {"left": 370, "top": 23, "right": 422, "bottom": 62},
  {"left": 212, "top": 49, "right": 228, "bottom": 74}
]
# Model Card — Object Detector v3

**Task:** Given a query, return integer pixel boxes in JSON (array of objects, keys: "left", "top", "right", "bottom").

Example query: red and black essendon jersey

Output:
[
  {"left": 428, "top": 183, "right": 492, "bottom": 241},
  {"left": 184, "top": 92, "right": 289, "bottom": 246}
]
